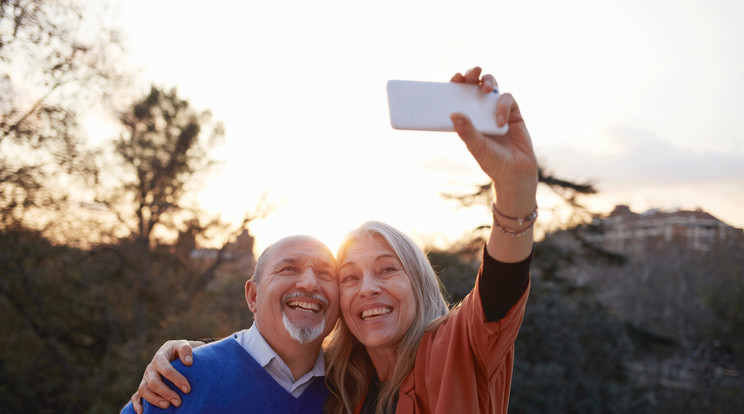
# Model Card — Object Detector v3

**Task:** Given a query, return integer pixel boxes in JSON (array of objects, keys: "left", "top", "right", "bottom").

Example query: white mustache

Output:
[{"left": 282, "top": 291, "right": 329, "bottom": 307}]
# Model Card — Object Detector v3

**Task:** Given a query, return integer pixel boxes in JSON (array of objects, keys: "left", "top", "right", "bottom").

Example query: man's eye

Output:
[
  {"left": 317, "top": 270, "right": 334, "bottom": 279},
  {"left": 279, "top": 266, "right": 298, "bottom": 274}
]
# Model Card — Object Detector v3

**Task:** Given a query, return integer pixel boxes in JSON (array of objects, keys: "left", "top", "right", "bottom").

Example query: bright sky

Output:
[{"left": 103, "top": 0, "right": 744, "bottom": 253}]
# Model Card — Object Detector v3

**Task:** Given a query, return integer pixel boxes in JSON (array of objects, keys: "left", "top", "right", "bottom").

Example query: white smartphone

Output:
[{"left": 386, "top": 80, "right": 508, "bottom": 136}]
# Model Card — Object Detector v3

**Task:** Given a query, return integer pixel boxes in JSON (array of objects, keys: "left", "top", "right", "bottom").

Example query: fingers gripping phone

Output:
[{"left": 386, "top": 80, "right": 508, "bottom": 136}]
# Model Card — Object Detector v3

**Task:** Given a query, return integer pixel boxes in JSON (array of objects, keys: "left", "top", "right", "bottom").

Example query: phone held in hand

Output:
[{"left": 386, "top": 80, "right": 508, "bottom": 136}]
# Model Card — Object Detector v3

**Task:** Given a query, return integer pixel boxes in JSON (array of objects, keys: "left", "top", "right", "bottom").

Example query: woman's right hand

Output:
[{"left": 130, "top": 339, "right": 202, "bottom": 414}]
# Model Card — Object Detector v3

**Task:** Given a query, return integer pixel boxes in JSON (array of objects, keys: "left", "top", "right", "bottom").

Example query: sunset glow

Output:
[{"left": 106, "top": 0, "right": 744, "bottom": 254}]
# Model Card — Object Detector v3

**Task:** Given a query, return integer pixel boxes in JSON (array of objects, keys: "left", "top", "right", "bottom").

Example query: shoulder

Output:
[
  {"left": 174, "top": 335, "right": 249, "bottom": 379},
  {"left": 192, "top": 335, "right": 241, "bottom": 360},
  {"left": 160, "top": 335, "right": 258, "bottom": 411}
]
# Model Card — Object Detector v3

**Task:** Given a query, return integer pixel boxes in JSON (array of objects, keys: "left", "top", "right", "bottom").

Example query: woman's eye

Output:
[
  {"left": 380, "top": 266, "right": 397, "bottom": 274},
  {"left": 341, "top": 274, "right": 359, "bottom": 284}
]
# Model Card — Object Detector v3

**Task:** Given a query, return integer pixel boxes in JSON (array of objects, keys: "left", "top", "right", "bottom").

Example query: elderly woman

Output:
[
  {"left": 130, "top": 67, "right": 537, "bottom": 414},
  {"left": 324, "top": 67, "right": 536, "bottom": 412}
]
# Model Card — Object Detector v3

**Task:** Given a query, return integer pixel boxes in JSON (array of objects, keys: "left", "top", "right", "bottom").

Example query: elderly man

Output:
[{"left": 121, "top": 235, "right": 339, "bottom": 414}]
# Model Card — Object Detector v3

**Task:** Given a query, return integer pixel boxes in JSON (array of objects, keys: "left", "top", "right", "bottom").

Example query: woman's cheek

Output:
[{"left": 339, "top": 288, "right": 355, "bottom": 318}]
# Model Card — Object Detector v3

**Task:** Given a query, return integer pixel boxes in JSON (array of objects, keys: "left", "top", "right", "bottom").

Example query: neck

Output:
[
  {"left": 256, "top": 325, "right": 322, "bottom": 381},
  {"left": 366, "top": 346, "right": 397, "bottom": 382},
  {"left": 277, "top": 342, "right": 322, "bottom": 381}
]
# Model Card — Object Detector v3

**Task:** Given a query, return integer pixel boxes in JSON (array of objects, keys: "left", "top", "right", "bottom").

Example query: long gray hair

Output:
[{"left": 324, "top": 221, "right": 450, "bottom": 414}]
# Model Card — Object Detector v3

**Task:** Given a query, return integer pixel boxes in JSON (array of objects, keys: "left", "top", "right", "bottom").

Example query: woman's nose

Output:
[{"left": 359, "top": 273, "right": 380, "bottom": 297}]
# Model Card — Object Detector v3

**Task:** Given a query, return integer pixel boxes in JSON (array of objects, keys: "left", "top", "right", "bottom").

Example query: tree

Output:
[
  {"left": 576, "top": 230, "right": 744, "bottom": 413},
  {"left": 95, "top": 84, "right": 238, "bottom": 353},
  {"left": 508, "top": 233, "right": 651, "bottom": 414},
  {"left": 104, "top": 85, "right": 224, "bottom": 244},
  {"left": 0, "top": 0, "right": 123, "bottom": 232},
  {"left": 0, "top": 228, "right": 114, "bottom": 413},
  {"left": 0, "top": 84, "right": 259, "bottom": 412},
  {"left": 0, "top": 225, "right": 257, "bottom": 413},
  {"left": 0, "top": 4, "right": 266, "bottom": 412},
  {"left": 442, "top": 166, "right": 603, "bottom": 253}
]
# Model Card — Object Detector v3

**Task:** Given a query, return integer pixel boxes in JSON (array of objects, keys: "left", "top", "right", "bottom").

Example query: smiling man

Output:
[{"left": 121, "top": 235, "right": 339, "bottom": 414}]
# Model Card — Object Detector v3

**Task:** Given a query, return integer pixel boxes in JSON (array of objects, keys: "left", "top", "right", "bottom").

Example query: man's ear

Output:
[{"left": 245, "top": 279, "right": 258, "bottom": 313}]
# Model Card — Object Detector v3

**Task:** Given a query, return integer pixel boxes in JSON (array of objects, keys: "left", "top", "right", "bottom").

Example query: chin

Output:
[{"left": 283, "top": 313, "right": 325, "bottom": 344}]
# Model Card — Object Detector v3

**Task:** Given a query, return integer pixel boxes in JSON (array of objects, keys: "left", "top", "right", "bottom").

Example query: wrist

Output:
[
  {"left": 492, "top": 192, "right": 537, "bottom": 218},
  {"left": 492, "top": 178, "right": 538, "bottom": 217},
  {"left": 492, "top": 202, "right": 538, "bottom": 238}
]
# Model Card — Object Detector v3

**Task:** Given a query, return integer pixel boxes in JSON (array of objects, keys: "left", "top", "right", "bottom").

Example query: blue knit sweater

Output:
[{"left": 120, "top": 336, "right": 328, "bottom": 414}]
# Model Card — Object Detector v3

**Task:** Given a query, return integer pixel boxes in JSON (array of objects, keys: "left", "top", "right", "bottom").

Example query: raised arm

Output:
[
  {"left": 450, "top": 67, "right": 538, "bottom": 263},
  {"left": 129, "top": 339, "right": 205, "bottom": 413}
]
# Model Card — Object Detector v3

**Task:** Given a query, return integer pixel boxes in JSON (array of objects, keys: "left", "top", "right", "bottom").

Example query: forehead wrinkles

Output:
[
  {"left": 340, "top": 239, "right": 397, "bottom": 271},
  {"left": 271, "top": 254, "right": 335, "bottom": 272}
]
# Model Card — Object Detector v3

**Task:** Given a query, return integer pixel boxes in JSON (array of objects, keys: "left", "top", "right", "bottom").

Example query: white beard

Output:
[{"left": 282, "top": 313, "right": 325, "bottom": 344}]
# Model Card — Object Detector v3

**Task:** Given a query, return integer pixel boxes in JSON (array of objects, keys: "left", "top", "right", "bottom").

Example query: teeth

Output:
[
  {"left": 287, "top": 300, "right": 320, "bottom": 313},
  {"left": 361, "top": 307, "right": 392, "bottom": 320}
]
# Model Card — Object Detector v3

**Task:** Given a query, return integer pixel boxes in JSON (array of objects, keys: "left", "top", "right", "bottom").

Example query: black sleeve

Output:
[{"left": 478, "top": 247, "right": 532, "bottom": 322}]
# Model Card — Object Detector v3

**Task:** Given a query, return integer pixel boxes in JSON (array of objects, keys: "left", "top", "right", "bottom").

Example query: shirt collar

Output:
[{"left": 238, "top": 324, "right": 326, "bottom": 380}]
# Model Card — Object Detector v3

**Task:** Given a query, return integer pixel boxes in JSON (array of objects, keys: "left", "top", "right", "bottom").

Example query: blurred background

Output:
[{"left": 1, "top": 0, "right": 742, "bottom": 412}]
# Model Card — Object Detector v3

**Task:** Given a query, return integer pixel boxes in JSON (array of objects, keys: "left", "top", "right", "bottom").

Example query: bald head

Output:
[{"left": 252, "top": 235, "right": 335, "bottom": 289}]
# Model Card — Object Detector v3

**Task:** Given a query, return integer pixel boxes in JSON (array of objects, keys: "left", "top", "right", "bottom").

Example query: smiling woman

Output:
[{"left": 320, "top": 66, "right": 537, "bottom": 414}]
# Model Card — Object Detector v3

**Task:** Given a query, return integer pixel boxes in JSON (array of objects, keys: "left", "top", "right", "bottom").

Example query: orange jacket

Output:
[{"left": 355, "top": 269, "right": 530, "bottom": 414}]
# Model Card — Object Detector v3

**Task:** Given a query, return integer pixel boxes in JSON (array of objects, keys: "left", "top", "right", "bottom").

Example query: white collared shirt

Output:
[{"left": 234, "top": 325, "right": 325, "bottom": 398}]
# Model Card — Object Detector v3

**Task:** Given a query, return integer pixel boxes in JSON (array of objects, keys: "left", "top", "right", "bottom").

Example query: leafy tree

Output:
[
  {"left": 0, "top": 226, "right": 255, "bottom": 413},
  {"left": 105, "top": 85, "right": 224, "bottom": 244},
  {"left": 0, "top": 228, "right": 112, "bottom": 413},
  {"left": 579, "top": 231, "right": 744, "bottom": 413},
  {"left": 508, "top": 234, "right": 651, "bottom": 414},
  {"left": 92, "top": 84, "right": 256, "bottom": 362},
  {"left": 0, "top": 86, "right": 255, "bottom": 409},
  {"left": 0, "top": 0, "right": 124, "bottom": 232},
  {"left": 0, "top": 3, "right": 267, "bottom": 412}
]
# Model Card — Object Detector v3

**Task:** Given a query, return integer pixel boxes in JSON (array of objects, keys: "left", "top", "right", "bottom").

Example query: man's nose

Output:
[{"left": 296, "top": 267, "right": 320, "bottom": 291}]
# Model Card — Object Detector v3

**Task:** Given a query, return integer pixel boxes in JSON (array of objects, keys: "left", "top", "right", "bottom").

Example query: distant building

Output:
[{"left": 589, "top": 205, "right": 742, "bottom": 255}]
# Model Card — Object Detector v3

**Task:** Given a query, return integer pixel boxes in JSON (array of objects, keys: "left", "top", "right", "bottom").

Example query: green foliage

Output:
[
  {"left": 0, "top": 47, "right": 246, "bottom": 411},
  {"left": 0, "top": 229, "right": 107, "bottom": 413},
  {"left": 509, "top": 275, "right": 650, "bottom": 414},
  {"left": 0, "top": 227, "right": 252, "bottom": 413}
]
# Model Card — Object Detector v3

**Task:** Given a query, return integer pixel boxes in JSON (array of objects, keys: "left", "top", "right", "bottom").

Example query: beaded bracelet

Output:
[{"left": 492, "top": 203, "right": 538, "bottom": 238}]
